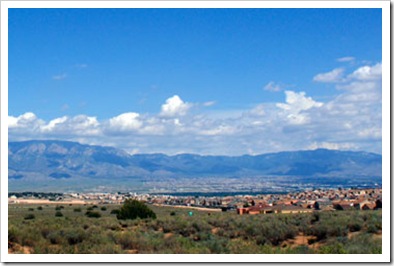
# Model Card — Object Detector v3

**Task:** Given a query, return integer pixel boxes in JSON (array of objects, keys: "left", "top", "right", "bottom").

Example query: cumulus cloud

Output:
[
  {"left": 160, "top": 95, "right": 192, "bottom": 117},
  {"left": 108, "top": 112, "right": 142, "bottom": 132},
  {"left": 313, "top": 68, "right": 344, "bottom": 83},
  {"left": 41, "top": 116, "right": 68, "bottom": 132},
  {"left": 347, "top": 63, "right": 381, "bottom": 81},
  {"left": 276, "top": 91, "right": 323, "bottom": 125},
  {"left": 8, "top": 112, "right": 44, "bottom": 130},
  {"left": 41, "top": 115, "right": 101, "bottom": 136},
  {"left": 9, "top": 62, "right": 382, "bottom": 155}
]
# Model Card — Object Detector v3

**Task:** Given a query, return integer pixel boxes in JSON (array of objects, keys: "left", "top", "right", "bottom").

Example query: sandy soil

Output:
[{"left": 153, "top": 204, "right": 222, "bottom": 212}]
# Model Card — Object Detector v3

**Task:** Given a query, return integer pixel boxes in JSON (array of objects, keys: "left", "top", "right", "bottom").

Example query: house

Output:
[
  {"left": 354, "top": 199, "right": 375, "bottom": 210},
  {"left": 332, "top": 201, "right": 354, "bottom": 210}
]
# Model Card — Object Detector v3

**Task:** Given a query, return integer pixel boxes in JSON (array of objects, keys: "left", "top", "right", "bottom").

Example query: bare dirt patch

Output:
[
  {"left": 8, "top": 242, "right": 33, "bottom": 254},
  {"left": 211, "top": 227, "right": 220, "bottom": 234},
  {"left": 281, "top": 233, "right": 322, "bottom": 250},
  {"left": 164, "top": 232, "right": 174, "bottom": 239}
]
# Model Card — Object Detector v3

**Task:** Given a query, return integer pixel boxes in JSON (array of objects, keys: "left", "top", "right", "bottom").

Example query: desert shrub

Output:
[
  {"left": 55, "top": 211, "right": 63, "bottom": 217},
  {"left": 205, "top": 237, "right": 229, "bottom": 253},
  {"left": 83, "top": 224, "right": 89, "bottom": 230},
  {"left": 37, "top": 206, "right": 43, "bottom": 210},
  {"left": 41, "top": 227, "right": 51, "bottom": 239},
  {"left": 110, "top": 209, "right": 120, "bottom": 215},
  {"left": 24, "top": 214, "right": 35, "bottom": 220},
  {"left": 86, "top": 206, "right": 94, "bottom": 211},
  {"left": 327, "top": 224, "right": 348, "bottom": 238},
  {"left": 310, "top": 224, "right": 328, "bottom": 241},
  {"left": 170, "top": 211, "right": 176, "bottom": 216},
  {"left": 367, "top": 223, "right": 378, "bottom": 234},
  {"left": 47, "top": 231, "right": 62, "bottom": 245},
  {"left": 256, "top": 236, "right": 269, "bottom": 246},
  {"left": 65, "top": 230, "right": 86, "bottom": 245},
  {"left": 8, "top": 226, "right": 19, "bottom": 243},
  {"left": 101, "top": 206, "right": 107, "bottom": 211},
  {"left": 348, "top": 222, "right": 362, "bottom": 232},
  {"left": 28, "top": 208, "right": 34, "bottom": 211},
  {"left": 116, "top": 199, "right": 156, "bottom": 220},
  {"left": 92, "top": 205, "right": 98, "bottom": 209},
  {"left": 285, "top": 245, "right": 313, "bottom": 254},
  {"left": 55, "top": 206, "right": 62, "bottom": 211},
  {"left": 85, "top": 211, "right": 101, "bottom": 218},
  {"left": 311, "top": 212, "right": 320, "bottom": 223},
  {"left": 318, "top": 243, "right": 347, "bottom": 254},
  {"left": 74, "top": 208, "right": 82, "bottom": 212}
]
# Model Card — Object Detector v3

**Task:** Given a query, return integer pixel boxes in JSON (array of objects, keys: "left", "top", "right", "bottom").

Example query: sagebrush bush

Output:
[
  {"left": 55, "top": 211, "right": 63, "bottom": 217},
  {"left": 116, "top": 199, "right": 156, "bottom": 220},
  {"left": 24, "top": 214, "right": 35, "bottom": 220},
  {"left": 85, "top": 211, "right": 101, "bottom": 218}
]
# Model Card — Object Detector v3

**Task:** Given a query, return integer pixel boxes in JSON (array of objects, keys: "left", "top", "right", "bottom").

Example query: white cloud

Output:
[
  {"left": 263, "top": 81, "right": 282, "bottom": 92},
  {"left": 249, "top": 104, "right": 265, "bottom": 116},
  {"left": 41, "top": 116, "right": 68, "bottom": 132},
  {"left": 347, "top": 63, "right": 381, "bottom": 81},
  {"left": 337, "top": 56, "right": 355, "bottom": 62},
  {"left": 8, "top": 112, "right": 44, "bottom": 130},
  {"left": 9, "top": 61, "right": 382, "bottom": 155},
  {"left": 313, "top": 68, "right": 344, "bottom": 83},
  {"left": 199, "top": 125, "right": 236, "bottom": 136},
  {"left": 52, "top": 73, "right": 67, "bottom": 80},
  {"left": 308, "top": 142, "right": 356, "bottom": 151},
  {"left": 41, "top": 115, "right": 101, "bottom": 136},
  {"left": 108, "top": 112, "right": 142, "bottom": 132},
  {"left": 276, "top": 91, "right": 323, "bottom": 125},
  {"left": 202, "top": 101, "right": 216, "bottom": 107},
  {"left": 160, "top": 95, "right": 192, "bottom": 117}
]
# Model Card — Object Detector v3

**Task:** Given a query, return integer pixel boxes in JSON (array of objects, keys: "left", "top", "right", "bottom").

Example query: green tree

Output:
[{"left": 116, "top": 199, "right": 156, "bottom": 220}]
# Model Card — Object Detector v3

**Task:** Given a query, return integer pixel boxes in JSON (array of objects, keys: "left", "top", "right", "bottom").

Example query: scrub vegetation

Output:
[{"left": 8, "top": 203, "right": 381, "bottom": 254}]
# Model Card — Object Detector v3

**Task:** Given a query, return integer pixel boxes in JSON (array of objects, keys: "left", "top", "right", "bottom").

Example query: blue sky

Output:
[{"left": 8, "top": 8, "right": 383, "bottom": 155}]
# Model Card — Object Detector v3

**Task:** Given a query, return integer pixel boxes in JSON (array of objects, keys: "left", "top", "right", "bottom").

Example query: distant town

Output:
[{"left": 8, "top": 187, "right": 382, "bottom": 215}]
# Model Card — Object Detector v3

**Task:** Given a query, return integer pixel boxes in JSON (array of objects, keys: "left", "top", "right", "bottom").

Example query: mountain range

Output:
[{"left": 8, "top": 140, "right": 382, "bottom": 192}]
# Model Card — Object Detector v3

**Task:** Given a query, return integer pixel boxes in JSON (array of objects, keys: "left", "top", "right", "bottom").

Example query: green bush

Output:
[
  {"left": 116, "top": 199, "right": 156, "bottom": 220},
  {"left": 110, "top": 209, "right": 120, "bottom": 215},
  {"left": 55, "top": 211, "right": 63, "bottom": 217},
  {"left": 24, "top": 214, "right": 35, "bottom": 220},
  {"left": 47, "top": 231, "right": 62, "bottom": 245},
  {"left": 86, "top": 211, "right": 101, "bottom": 218},
  {"left": 8, "top": 226, "right": 19, "bottom": 243},
  {"left": 74, "top": 208, "right": 82, "bottom": 212},
  {"left": 101, "top": 206, "right": 107, "bottom": 211},
  {"left": 37, "top": 206, "right": 43, "bottom": 211},
  {"left": 65, "top": 230, "right": 86, "bottom": 245},
  {"left": 28, "top": 208, "right": 34, "bottom": 211}
]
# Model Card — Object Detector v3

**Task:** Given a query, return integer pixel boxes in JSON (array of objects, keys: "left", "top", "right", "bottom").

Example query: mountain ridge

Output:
[{"left": 8, "top": 140, "right": 382, "bottom": 192}]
